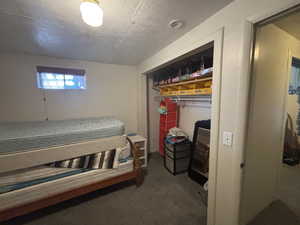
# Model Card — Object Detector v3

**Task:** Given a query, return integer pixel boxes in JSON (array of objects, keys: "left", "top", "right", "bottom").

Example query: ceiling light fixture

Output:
[{"left": 80, "top": 0, "right": 103, "bottom": 27}]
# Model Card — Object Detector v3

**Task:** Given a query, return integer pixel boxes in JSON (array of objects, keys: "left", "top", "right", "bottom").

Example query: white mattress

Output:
[
  {"left": 0, "top": 117, "right": 125, "bottom": 155},
  {"left": 0, "top": 160, "right": 134, "bottom": 211},
  {"left": 0, "top": 135, "right": 127, "bottom": 173},
  {"left": 0, "top": 166, "right": 82, "bottom": 187}
]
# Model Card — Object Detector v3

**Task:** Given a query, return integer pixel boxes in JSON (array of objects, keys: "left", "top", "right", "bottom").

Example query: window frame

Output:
[{"left": 36, "top": 66, "right": 86, "bottom": 90}]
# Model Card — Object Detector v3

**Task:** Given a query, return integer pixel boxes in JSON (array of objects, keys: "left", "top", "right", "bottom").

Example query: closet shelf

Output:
[
  {"left": 158, "top": 75, "right": 213, "bottom": 97},
  {"left": 158, "top": 75, "right": 212, "bottom": 88}
]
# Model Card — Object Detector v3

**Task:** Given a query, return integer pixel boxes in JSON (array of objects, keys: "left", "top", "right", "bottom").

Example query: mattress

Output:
[
  {"left": 0, "top": 117, "right": 125, "bottom": 155},
  {"left": 0, "top": 135, "right": 127, "bottom": 173},
  {"left": 0, "top": 166, "right": 92, "bottom": 194},
  {"left": 0, "top": 160, "right": 134, "bottom": 211}
]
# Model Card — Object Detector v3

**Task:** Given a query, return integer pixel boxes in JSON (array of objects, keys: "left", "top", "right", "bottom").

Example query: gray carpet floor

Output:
[
  {"left": 277, "top": 164, "right": 300, "bottom": 217},
  {"left": 248, "top": 200, "right": 300, "bottom": 225},
  {"left": 3, "top": 153, "right": 207, "bottom": 225},
  {"left": 247, "top": 163, "right": 300, "bottom": 225}
]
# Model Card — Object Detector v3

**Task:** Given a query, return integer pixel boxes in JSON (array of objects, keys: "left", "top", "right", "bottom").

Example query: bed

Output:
[
  {"left": 0, "top": 117, "right": 143, "bottom": 222},
  {"left": 0, "top": 117, "right": 127, "bottom": 173}
]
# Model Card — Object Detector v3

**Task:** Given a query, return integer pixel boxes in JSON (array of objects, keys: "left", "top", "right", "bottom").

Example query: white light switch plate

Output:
[{"left": 223, "top": 131, "right": 233, "bottom": 146}]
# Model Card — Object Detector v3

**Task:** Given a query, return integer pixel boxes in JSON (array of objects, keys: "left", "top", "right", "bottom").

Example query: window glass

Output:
[{"left": 37, "top": 73, "right": 86, "bottom": 90}]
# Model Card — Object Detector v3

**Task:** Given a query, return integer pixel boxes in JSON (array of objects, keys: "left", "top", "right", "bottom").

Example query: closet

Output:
[
  {"left": 147, "top": 41, "right": 214, "bottom": 186},
  {"left": 143, "top": 28, "right": 224, "bottom": 225}
]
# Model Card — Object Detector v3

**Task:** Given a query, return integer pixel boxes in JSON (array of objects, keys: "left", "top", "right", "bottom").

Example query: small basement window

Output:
[{"left": 36, "top": 66, "right": 86, "bottom": 90}]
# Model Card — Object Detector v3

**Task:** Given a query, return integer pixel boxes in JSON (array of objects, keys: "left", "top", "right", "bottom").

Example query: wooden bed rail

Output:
[
  {"left": 0, "top": 171, "right": 138, "bottom": 222},
  {"left": 126, "top": 136, "right": 144, "bottom": 186}
]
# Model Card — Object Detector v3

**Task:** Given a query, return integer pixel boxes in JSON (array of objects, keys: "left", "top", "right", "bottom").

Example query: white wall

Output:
[
  {"left": 241, "top": 24, "right": 300, "bottom": 224},
  {"left": 0, "top": 53, "right": 139, "bottom": 133},
  {"left": 179, "top": 105, "right": 211, "bottom": 140},
  {"left": 147, "top": 78, "right": 160, "bottom": 152},
  {"left": 138, "top": 0, "right": 300, "bottom": 225},
  {"left": 137, "top": 74, "right": 148, "bottom": 138}
]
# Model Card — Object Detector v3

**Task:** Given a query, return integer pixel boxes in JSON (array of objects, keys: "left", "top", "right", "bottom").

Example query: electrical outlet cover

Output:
[{"left": 223, "top": 131, "right": 233, "bottom": 146}]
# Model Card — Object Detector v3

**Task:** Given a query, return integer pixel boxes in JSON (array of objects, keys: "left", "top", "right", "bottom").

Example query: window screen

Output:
[{"left": 36, "top": 66, "right": 86, "bottom": 90}]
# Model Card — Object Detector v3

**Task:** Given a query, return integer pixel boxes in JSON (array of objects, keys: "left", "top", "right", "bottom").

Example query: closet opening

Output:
[{"left": 145, "top": 38, "right": 222, "bottom": 225}]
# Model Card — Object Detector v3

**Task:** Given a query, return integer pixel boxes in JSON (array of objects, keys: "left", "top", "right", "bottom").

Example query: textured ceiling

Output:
[
  {"left": 275, "top": 11, "right": 300, "bottom": 41},
  {"left": 0, "top": 0, "right": 233, "bottom": 65}
]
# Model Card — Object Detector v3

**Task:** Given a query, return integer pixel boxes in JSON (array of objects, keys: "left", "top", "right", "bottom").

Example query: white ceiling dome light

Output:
[{"left": 80, "top": 0, "right": 103, "bottom": 27}]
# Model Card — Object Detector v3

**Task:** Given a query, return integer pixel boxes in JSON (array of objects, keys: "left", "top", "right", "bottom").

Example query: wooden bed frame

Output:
[{"left": 0, "top": 137, "right": 144, "bottom": 222}]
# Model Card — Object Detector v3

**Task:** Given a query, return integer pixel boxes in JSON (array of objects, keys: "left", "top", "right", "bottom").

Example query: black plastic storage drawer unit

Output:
[{"left": 164, "top": 139, "right": 192, "bottom": 175}]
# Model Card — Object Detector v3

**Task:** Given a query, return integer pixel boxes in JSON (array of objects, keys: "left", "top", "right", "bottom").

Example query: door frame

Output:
[{"left": 142, "top": 28, "right": 224, "bottom": 225}]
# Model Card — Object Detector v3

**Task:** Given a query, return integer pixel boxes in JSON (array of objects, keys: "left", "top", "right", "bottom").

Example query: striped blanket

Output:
[{"left": 52, "top": 149, "right": 121, "bottom": 169}]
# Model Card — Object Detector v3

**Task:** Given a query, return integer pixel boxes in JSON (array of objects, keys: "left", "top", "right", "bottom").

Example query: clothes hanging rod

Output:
[
  {"left": 154, "top": 95, "right": 211, "bottom": 103},
  {"left": 169, "top": 95, "right": 211, "bottom": 102},
  {"left": 177, "top": 102, "right": 211, "bottom": 108}
]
